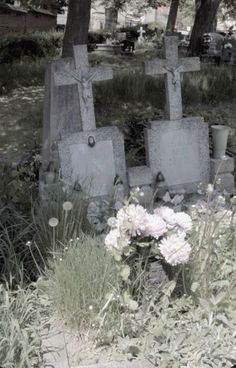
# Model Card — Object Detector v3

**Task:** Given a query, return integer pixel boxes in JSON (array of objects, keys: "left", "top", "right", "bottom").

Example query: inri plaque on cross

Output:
[
  {"left": 144, "top": 36, "right": 200, "bottom": 120},
  {"left": 54, "top": 45, "right": 113, "bottom": 131}
]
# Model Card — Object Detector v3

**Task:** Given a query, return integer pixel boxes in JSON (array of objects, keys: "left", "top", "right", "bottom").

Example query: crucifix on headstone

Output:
[
  {"left": 144, "top": 36, "right": 200, "bottom": 120},
  {"left": 138, "top": 26, "right": 146, "bottom": 42},
  {"left": 54, "top": 44, "right": 113, "bottom": 132}
]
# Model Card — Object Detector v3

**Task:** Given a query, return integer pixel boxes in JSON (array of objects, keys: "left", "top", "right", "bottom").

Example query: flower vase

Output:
[{"left": 211, "top": 125, "right": 230, "bottom": 159}]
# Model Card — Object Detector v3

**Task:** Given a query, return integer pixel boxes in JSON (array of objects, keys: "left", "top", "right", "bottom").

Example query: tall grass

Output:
[
  {"left": 0, "top": 58, "right": 46, "bottom": 94},
  {"left": 45, "top": 235, "right": 120, "bottom": 331},
  {"left": 94, "top": 63, "right": 236, "bottom": 114},
  {"left": 0, "top": 284, "right": 44, "bottom": 368}
]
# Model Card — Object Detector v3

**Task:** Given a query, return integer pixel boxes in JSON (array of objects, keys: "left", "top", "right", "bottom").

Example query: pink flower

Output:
[
  {"left": 144, "top": 214, "right": 167, "bottom": 239},
  {"left": 155, "top": 206, "right": 176, "bottom": 227},
  {"left": 175, "top": 212, "right": 193, "bottom": 233},
  {"left": 159, "top": 234, "right": 192, "bottom": 266},
  {"left": 117, "top": 204, "right": 147, "bottom": 237}
]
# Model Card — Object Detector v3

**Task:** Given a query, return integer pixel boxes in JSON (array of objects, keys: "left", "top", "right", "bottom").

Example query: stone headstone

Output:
[
  {"left": 41, "top": 44, "right": 114, "bottom": 176},
  {"left": 58, "top": 126, "right": 127, "bottom": 198},
  {"left": 41, "top": 57, "right": 82, "bottom": 172},
  {"left": 144, "top": 36, "right": 200, "bottom": 120},
  {"left": 145, "top": 117, "right": 210, "bottom": 193}
]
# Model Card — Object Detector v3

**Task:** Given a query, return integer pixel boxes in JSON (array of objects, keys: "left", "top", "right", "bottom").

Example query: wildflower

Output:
[
  {"left": 26, "top": 241, "right": 32, "bottom": 247},
  {"left": 48, "top": 217, "right": 59, "bottom": 227},
  {"left": 174, "top": 212, "right": 193, "bottom": 233},
  {"left": 89, "top": 305, "right": 93, "bottom": 311},
  {"left": 139, "top": 192, "right": 144, "bottom": 197},
  {"left": 159, "top": 234, "right": 192, "bottom": 266},
  {"left": 144, "top": 214, "right": 167, "bottom": 239},
  {"left": 207, "top": 184, "right": 214, "bottom": 194},
  {"left": 62, "top": 201, "right": 73, "bottom": 211}
]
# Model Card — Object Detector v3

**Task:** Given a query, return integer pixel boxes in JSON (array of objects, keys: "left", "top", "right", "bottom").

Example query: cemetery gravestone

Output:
[
  {"left": 54, "top": 45, "right": 127, "bottom": 200},
  {"left": 41, "top": 57, "right": 82, "bottom": 173},
  {"left": 138, "top": 26, "right": 146, "bottom": 43},
  {"left": 144, "top": 36, "right": 210, "bottom": 193}
]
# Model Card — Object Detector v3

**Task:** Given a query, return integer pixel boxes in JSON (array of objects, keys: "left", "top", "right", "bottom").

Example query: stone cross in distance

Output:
[
  {"left": 54, "top": 45, "right": 113, "bottom": 131},
  {"left": 144, "top": 36, "right": 200, "bottom": 120},
  {"left": 138, "top": 26, "right": 146, "bottom": 40}
]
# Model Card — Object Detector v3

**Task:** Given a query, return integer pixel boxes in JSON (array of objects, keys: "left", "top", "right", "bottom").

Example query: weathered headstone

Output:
[
  {"left": 144, "top": 36, "right": 200, "bottom": 120},
  {"left": 54, "top": 45, "right": 127, "bottom": 200},
  {"left": 58, "top": 127, "right": 127, "bottom": 198},
  {"left": 144, "top": 37, "right": 210, "bottom": 193},
  {"left": 41, "top": 57, "right": 82, "bottom": 173},
  {"left": 145, "top": 117, "right": 210, "bottom": 193}
]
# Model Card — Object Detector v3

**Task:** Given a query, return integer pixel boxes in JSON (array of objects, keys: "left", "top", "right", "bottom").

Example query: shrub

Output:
[{"left": 0, "top": 31, "right": 63, "bottom": 63}]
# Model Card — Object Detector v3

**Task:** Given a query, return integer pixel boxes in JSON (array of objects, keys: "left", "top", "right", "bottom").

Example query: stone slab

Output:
[
  {"left": 58, "top": 126, "right": 127, "bottom": 198},
  {"left": 127, "top": 166, "right": 152, "bottom": 187},
  {"left": 210, "top": 156, "right": 234, "bottom": 177},
  {"left": 216, "top": 173, "right": 235, "bottom": 193},
  {"left": 145, "top": 117, "right": 210, "bottom": 193},
  {"left": 41, "top": 57, "right": 82, "bottom": 171}
]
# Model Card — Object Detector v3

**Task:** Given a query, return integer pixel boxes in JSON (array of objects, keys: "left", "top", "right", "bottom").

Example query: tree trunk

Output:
[
  {"left": 62, "top": 0, "right": 92, "bottom": 58},
  {"left": 105, "top": 7, "right": 118, "bottom": 33},
  {"left": 166, "top": 0, "right": 180, "bottom": 34},
  {"left": 189, "top": 0, "right": 222, "bottom": 56}
]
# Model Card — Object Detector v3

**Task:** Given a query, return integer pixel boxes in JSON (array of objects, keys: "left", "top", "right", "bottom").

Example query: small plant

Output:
[
  {"left": 0, "top": 283, "right": 45, "bottom": 368},
  {"left": 45, "top": 235, "right": 120, "bottom": 331}
]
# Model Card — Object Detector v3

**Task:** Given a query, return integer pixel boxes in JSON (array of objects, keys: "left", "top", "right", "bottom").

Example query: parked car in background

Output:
[{"left": 200, "top": 31, "right": 225, "bottom": 64}]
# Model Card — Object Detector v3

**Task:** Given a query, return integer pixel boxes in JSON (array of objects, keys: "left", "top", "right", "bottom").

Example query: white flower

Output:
[
  {"left": 159, "top": 235, "right": 192, "bottom": 266},
  {"left": 48, "top": 217, "right": 59, "bottom": 227},
  {"left": 105, "top": 229, "right": 130, "bottom": 251},
  {"left": 174, "top": 212, "right": 193, "bottom": 233},
  {"left": 207, "top": 184, "right": 214, "bottom": 194},
  {"left": 107, "top": 217, "right": 117, "bottom": 228},
  {"left": 105, "top": 229, "right": 120, "bottom": 250},
  {"left": 62, "top": 201, "right": 73, "bottom": 211},
  {"left": 144, "top": 214, "right": 167, "bottom": 239},
  {"left": 155, "top": 206, "right": 176, "bottom": 227}
]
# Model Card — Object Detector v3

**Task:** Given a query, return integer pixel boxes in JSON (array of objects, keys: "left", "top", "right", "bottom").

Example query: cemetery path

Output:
[{"left": 0, "top": 86, "right": 44, "bottom": 164}]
